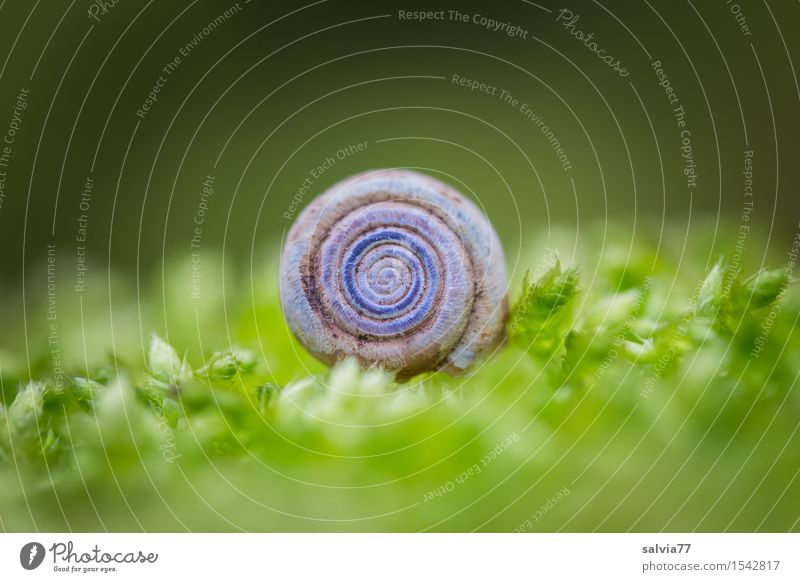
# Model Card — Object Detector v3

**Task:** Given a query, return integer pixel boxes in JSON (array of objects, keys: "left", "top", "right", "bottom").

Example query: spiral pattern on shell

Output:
[{"left": 280, "top": 169, "right": 508, "bottom": 377}]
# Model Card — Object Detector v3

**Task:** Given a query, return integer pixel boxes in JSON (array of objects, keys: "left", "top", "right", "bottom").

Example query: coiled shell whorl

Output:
[{"left": 280, "top": 169, "right": 508, "bottom": 377}]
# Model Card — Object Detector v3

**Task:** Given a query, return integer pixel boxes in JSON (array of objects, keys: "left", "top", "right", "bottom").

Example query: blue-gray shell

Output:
[{"left": 280, "top": 169, "right": 508, "bottom": 377}]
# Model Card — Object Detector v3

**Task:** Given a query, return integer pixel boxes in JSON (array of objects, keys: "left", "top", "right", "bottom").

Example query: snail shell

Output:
[{"left": 280, "top": 169, "right": 508, "bottom": 377}]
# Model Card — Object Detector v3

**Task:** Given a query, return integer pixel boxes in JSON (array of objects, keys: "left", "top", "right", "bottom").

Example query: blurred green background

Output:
[
  {"left": 0, "top": 0, "right": 798, "bottom": 532},
  {"left": 0, "top": 0, "right": 798, "bottom": 282}
]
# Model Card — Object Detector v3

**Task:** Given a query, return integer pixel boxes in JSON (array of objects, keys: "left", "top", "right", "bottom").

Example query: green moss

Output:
[{"left": 1, "top": 233, "right": 798, "bottom": 532}]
